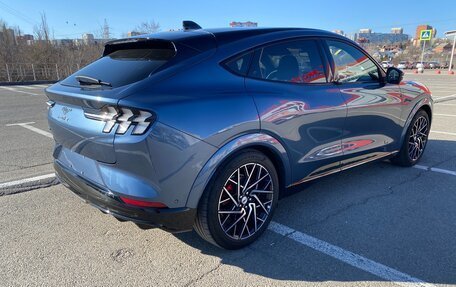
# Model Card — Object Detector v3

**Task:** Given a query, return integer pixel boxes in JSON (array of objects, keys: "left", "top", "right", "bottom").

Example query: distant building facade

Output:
[
  {"left": 0, "top": 28, "right": 16, "bottom": 44},
  {"left": 391, "top": 27, "right": 403, "bottom": 34},
  {"left": 354, "top": 27, "right": 408, "bottom": 44},
  {"left": 16, "top": 34, "right": 33, "bottom": 44},
  {"left": 230, "top": 21, "right": 258, "bottom": 28},
  {"left": 127, "top": 31, "right": 142, "bottom": 37},
  {"left": 332, "top": 30, "right": 345, "bottom": 36},
  {"left": 433, "top": 42, "right": 455, "bottom": 54},
  {"left": 82, "top": 33, "right": 94, "bottom": 45}
]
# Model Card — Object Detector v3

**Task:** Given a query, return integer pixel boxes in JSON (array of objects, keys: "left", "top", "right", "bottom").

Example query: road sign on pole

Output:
[
  {"left": 420, "top": 29, "right": 432, "bottom": 41},
  {"left": 419, "top": 30, "right": 432, "bottom": 68}
]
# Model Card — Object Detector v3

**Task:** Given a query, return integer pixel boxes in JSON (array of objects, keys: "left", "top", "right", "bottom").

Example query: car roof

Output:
[{"left": 126, "top": 27, "right": 343, "bottom": 48}]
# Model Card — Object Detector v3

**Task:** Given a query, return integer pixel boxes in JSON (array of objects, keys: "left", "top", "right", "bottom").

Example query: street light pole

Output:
[
  {"left": 449, "top": 34, "right": 456, "bottom": 72},
  {"left": 445, "top": 30, "right": 456, "bottom": 72}
]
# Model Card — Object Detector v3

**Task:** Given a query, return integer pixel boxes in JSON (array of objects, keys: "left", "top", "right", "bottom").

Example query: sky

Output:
[{"left": 0, "top": 0, "right": 455, "bottom": 39}]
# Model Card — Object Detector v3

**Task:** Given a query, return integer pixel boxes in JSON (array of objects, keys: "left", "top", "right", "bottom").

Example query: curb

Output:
[{"left": 0, "top": 175, "right": 60, "bottom": 196}]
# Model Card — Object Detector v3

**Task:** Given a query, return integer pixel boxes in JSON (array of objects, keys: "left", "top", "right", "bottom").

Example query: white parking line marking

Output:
[
  {"left": 15, "top": 85, "right": 35, "bottom": 90},
  {"left": 0, "top": 86, "right": 37, "bottom": 96},
  {"left": 0, "top": 173, "right": 56, "bottom": 189},
  {"left": 434, "top": 113, "right": 456, "bottom": 117},
  {"left": 33, "top": 84, "right": 51, "bottom": 88},
  {"left": 431, "top": 130, "right": 456, "bottom": 136},
  {"left": 6, "top": 122, "right": 53, "bottom": 138},
  {"left": 434, "top": 94, "right": 456, "bottom": 103},
  {"left": 268, "top": 222, "right": 434, "bottom": 287},
  {"left": 414, "top": 165, "right": 456, "bottom": 176},
  {"left": 435, "top": 103, "right": 456, "bottom": 106}
]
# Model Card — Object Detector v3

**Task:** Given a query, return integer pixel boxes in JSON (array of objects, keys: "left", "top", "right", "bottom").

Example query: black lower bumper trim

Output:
[{"left": 54, "top": 161, "right": 196, "bottom": 233}]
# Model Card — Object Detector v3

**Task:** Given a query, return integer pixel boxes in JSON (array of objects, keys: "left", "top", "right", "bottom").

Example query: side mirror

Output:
[{"left": 386, "top": 67, "right": 403, "bottom": 84}]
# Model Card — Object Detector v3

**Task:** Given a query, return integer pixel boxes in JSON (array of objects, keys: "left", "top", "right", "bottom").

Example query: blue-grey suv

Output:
[{"left": 47, "top": 24, "right": 432, "bottom": 249}]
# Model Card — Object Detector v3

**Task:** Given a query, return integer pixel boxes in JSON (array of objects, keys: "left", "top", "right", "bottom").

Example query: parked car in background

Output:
[
  {"left": 397, "top": 61, "right": 407, "bottom": 69},
  {"left": 429, "top": 61, "right": 441, "bottom": 69},
  {"left": 381, "top": 61, "right": 393, "bottom": 69},
  {"left": 406, "top": 62, "right": 415, "bottom": 69},
  {"left": 46, "top": 24, "right": 434, "bottom": 249}
]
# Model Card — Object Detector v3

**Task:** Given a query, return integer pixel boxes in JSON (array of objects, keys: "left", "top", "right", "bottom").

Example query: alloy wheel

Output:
[
  {"left": 217, "top": 163, "right": 274, "bottom": 240},
  {"left": 408, "top": 116, "right": 428, "bottom": 161}
]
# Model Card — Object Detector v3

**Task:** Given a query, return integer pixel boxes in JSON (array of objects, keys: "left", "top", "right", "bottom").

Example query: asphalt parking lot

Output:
[{"left": 1, "top": 72, "right": 456, "bottom": 286}]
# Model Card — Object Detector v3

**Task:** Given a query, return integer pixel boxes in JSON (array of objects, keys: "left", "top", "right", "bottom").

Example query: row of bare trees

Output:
[{"left": 0, "top": 15, "right": 160, "bottom": 82}]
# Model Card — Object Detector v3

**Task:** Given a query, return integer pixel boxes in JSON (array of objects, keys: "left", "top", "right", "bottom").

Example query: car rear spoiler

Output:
[{"left": 103, "top": 38, "right": 177, "bottom": 57}]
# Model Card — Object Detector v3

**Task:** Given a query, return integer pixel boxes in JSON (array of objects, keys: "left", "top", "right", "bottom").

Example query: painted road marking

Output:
[
  {"left": 434, "top": 94, "right": 456, "bottom": 103},
  {"left": 269, "top": 222, "right": 434, "bottom": 287},
  {"left": 15, "top": 85, "right": 35, "bottom": 90},
  {"left": 434, "top": 113, "right": 456, "bottom": 117},
  {"left": 431, "top": 130, "right": 456, "bottom": 136},
  {"left": 6, "top": 122, "right": 53, "bottom": 138},
  {"left": 33, "top": 84, "right": 51, "bottom": 88},
  {"left": 0, "top": 173, "right": 56, "bottom": 189},
  {"left": 414, "top": 165, "right": 456, "bottom": 176},
  {"left": 0, "top": 86, "right": 37, "bottom": 96},
  {"left": 436, "top": 103, "right": 456, "bottom": 106}
]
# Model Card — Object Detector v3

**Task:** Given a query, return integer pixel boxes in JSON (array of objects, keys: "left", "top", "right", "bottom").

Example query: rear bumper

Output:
[{"left": 54, "top": 161, "right": 196, "bottom": 232}]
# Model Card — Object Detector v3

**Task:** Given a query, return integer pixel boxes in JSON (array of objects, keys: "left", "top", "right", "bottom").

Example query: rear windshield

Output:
[{"left": 61, "top": 41, "right": 176, "bottom": 88}]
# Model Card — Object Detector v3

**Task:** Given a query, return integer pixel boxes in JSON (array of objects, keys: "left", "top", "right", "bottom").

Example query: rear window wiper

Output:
[{"left": 75, "top": 75, "right": 112, "bottom": 87}]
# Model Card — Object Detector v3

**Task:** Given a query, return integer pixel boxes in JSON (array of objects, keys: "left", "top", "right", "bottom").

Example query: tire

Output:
[
  {"left": 391, "top": 110, "right": 430, "bottom": 166},
  {"left": 194, "top": 149, "right": 279, "bottom": 249}
]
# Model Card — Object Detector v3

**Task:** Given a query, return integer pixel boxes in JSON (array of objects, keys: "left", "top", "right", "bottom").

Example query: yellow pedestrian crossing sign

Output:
[{"left": 420, "top": 29, "right": 432, "bottom": 41}]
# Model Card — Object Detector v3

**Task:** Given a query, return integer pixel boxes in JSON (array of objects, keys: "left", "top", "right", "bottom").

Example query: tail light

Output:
[
  {"left": 84, "top": 106, "right": 155, "bottom": 135},
  {"left": 119, "top": 196, "right": 167, "bottom": 208}
]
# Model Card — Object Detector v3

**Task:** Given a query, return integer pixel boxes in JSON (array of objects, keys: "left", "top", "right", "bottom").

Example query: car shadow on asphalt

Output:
[{"left": 174, "top": 139, "right": 456, "bottom": 284}]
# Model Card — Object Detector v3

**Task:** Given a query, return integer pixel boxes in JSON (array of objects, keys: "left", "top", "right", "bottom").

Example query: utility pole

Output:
[{"left": 103, "top": 19, "right": 110, "bottom": 40}]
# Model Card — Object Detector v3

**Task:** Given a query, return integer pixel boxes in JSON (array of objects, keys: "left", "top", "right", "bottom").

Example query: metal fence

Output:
[{"left": 0, "top": 63, "right": 81, "bottom": 82}]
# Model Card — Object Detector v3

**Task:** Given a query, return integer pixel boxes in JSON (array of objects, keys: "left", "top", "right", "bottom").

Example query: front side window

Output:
[
  {"left": 248, "top": 39, "right": 327, "bottom": 84},
  {"left": 326, "top": 40, "right": 380, "bottom": 84}
]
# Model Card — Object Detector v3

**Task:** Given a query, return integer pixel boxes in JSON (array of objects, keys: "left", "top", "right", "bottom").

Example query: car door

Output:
[
  {"left": 244, "top": 38, "right": 347, "bottom": 185},
  {"left": 323, "top": 39, "right": 404, "bottom": 168}
]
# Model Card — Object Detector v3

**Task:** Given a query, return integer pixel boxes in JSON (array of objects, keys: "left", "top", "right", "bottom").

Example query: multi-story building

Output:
[
  {"left": 230, "top": 21, "right": 258, "bottom": 28},
  {"left": 82, "top": 33, "right": 95, "bottom": 45},
  {"left": 16, "top": 34, "right": 34, "bottom": 44},
  {"left": 0, "top": 28, "right": 16, "bottom": 44},
  {"left": 332, "top": 30, "right": 345, "bottom": 36},
  {"left": 127, "top": 31, "right": 142, "bottom": 37},
  {"left": 391, "top": 27, "right": 403, "bottom": 34}
]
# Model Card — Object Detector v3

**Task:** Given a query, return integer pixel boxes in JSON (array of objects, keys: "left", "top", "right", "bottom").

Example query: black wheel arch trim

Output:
[{"left": 185, "top": 132, "right": 292, "bottom": 209}]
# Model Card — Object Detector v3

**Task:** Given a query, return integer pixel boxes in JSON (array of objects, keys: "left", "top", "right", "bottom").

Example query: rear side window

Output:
[
  {"left": 248, "top": 39, "right": 327, "bottom": 84},
  {"left": 224, "top": 52, "right": 253, "bottom": 76},
  {"left": 61, "top": 40, "right": 176, "bottom": 88}
]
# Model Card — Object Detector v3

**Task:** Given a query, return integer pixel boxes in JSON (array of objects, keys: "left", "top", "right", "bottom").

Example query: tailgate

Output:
[{"left": 46, "top": 84, "right": 124, "bottom": 163}]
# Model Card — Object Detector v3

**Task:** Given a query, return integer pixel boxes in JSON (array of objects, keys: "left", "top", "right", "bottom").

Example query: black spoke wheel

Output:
[
  {"left": 194, "top": 150, "right": 279, "bottom": 249},
  {"left": 408, "top": 115, "right": 428, "bottom": 161},
  {"left": 392, "top": 110, "right": 430, "bottom": 166}
]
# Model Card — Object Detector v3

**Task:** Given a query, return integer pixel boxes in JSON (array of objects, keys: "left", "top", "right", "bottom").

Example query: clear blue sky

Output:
[{"left": 1, "top": 0, "right": 455, "bottom": 39}]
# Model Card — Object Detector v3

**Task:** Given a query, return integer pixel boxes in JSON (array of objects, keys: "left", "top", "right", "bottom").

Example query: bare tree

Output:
[{"left": 135, "top": 20, "right": 160, "bottom": 34}]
